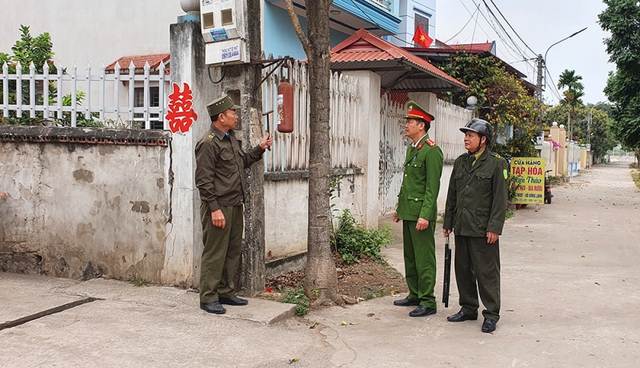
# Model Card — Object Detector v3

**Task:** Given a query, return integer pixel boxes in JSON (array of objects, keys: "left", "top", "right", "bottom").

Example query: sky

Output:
[{"left": 435, "top": 0, "right": 614, "bottom": 105}]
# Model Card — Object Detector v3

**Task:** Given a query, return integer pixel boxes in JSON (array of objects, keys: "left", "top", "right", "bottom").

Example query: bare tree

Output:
[{"left": 283, "top": 0, "right": 343, "bottom": 306}]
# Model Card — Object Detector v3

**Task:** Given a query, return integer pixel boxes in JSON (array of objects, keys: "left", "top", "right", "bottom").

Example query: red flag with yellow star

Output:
[{"left": 412, "top": 25, "right": 433, "bottom": 48}]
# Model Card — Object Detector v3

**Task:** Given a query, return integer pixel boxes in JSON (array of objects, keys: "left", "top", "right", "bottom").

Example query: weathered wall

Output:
[
  {"left": 264, "top": 169, "right": 364, "bottom": 263},
  {"left": 0, "top": 126, "right": 171, "bottom": 283}
]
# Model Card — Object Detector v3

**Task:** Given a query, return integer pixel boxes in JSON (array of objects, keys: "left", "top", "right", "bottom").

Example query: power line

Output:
[
  {"left": 487, "top": 0, "right": 537, "bottom": 56},
  {"left": 544, "top": 67, "right": 564, "bottom": 103},
  {"left": 482, "top": 0, "right": 530, "bottom": 60},
  {"left": 444, "top": 3, "right": 481, "bottom": 44}
]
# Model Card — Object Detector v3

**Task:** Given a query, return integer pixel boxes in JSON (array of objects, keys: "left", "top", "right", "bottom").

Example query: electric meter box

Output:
[{"left": 200, "top": 0, "right": 249, "bottom": 65}]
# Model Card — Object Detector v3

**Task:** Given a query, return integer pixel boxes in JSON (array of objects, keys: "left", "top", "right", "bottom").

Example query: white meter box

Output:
[
  {"left": 205, "top": 38, "right": 249, "bottom": 65},
  {"left": 201, "top": 0, "right": 246, "bottom": 42}
]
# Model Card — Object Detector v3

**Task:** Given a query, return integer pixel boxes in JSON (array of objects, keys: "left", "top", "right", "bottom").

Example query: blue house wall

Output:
[
  {"left": 263, "top": 3, "right": 350, "bottom": 60},
  {"left": 263, "top": 0, "right": 405, "bottom": 59}
]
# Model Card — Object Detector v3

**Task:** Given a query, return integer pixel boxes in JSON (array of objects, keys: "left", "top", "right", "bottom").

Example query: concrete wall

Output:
[{"left": 0, "top": 127, "right": 172, "bottom": 283}]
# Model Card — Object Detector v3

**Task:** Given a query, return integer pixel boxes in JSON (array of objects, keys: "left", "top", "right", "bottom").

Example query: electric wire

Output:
[
  {"left": 544, "top": 67, "right": 565, "bottom": 103},
  {"left": 488, "top": 0, "right": 537, "bottom": 56},
  {"left": 443, "top": 4, "right": 481, "bottom": 44},
  {"left": 482, "top": 1, "right": 529, "bottom": 60}
]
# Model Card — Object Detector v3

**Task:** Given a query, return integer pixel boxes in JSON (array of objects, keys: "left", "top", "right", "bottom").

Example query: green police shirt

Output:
[
  {"left": 443, "top": 149, "right": 509, "bottom": 237},
  {"left": 396, "top": 135, "right": 444, "bottom": 222}
]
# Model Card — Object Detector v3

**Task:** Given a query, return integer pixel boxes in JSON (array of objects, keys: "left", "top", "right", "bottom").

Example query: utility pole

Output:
[{"left": 535, "top": 54, "right": 545, "bottom": 139}]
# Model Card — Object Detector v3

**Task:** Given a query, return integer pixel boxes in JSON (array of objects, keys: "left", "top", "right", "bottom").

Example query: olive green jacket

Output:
[
  {"left": 195, "top": 125, "right": 265, "bottom": 213},
  {"left": 396, "top": 135, "right": 444, "bottom": 222},
  {"left": 443, "top": 149, "right": 509, "bottom": 237}
]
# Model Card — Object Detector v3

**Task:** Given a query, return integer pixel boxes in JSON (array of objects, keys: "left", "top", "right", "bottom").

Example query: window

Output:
[
  {"left": 134, "top": 87, "right": 163, "bottom": 129},
  {"left": 414, "top": 13, "right": 430, "bottom": 34}
]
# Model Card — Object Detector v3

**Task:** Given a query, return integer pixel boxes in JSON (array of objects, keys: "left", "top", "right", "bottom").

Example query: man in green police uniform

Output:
[
  {"left": 443, "top": 118, "right": 508, "bottom": 333},
  {"left": 393, "top": 100, "right": 444, "bottom": 317},
  {"left": 195, "top": 95, "right": 272, "bottom": 314}
]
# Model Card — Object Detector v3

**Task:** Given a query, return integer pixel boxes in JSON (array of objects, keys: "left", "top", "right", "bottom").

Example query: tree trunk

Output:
[{"left": 283, "top": 0, "right": 343, "bottom": 306}]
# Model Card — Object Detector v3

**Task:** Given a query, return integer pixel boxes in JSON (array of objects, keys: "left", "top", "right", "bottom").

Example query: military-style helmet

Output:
[{"left": 460, "top": 118, "right": 492, "bottom": 144}]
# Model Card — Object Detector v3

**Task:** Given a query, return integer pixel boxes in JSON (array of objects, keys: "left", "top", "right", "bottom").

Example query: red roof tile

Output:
[
  {"left": 105, "top": 53, "right": 170, "bottom": 74},
  {"left": 331, "top": 29, "right": 466, "bottom": 90}
]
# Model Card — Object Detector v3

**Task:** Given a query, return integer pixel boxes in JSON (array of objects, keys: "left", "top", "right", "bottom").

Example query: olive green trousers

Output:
[
  {"left": 199, "top": 204, "right": 243, "bottom": 303},
  {"left": 454, "top": 235, "right": 501, "bottom": 322},
  {"left": 402, "top": 220, "right": 437, "bottom": 309}
]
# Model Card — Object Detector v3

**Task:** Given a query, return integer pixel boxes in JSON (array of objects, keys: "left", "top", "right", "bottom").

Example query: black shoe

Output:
[
  {"left": 219, "top": 296, "right": 248, "bottom": 306},
  {"left": 409, "top": 305, "right": 437, "bottom": 317},
  {"left": 200, "top": 302, "right": 226, "bottom": 314},
  {"left": 447, "top": 311, "right": 478, "bottom": 322},
  {"left": 481, "top": 318, "right": 497, "bottom": 333},
  {"left": 393, "top": 296, "right": 420, "bottom": 307}
]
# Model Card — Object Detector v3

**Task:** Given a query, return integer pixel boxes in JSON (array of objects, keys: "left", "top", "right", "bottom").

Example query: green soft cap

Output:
[{"left": 206, "top": 95, "right": 241, "bottom": 118}]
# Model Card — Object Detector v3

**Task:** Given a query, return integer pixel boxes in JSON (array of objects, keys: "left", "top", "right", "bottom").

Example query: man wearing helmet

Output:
[{"left": 443, "top": 118, "right": 508, "bottom": 333}]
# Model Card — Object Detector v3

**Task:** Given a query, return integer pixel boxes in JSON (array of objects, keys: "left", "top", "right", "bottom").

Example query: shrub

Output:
[{"left": 332, "top": 209, "right": 393, "bottom": 265}]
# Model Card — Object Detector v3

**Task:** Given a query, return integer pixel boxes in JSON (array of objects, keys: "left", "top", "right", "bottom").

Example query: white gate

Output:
[{"left": 378, "top": 94, "right": 407, "bottom": 215}]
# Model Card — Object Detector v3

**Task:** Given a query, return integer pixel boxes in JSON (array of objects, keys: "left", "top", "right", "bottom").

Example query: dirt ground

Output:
[{"left": 265, "top": 254, "right": 408, "bottom": 303}]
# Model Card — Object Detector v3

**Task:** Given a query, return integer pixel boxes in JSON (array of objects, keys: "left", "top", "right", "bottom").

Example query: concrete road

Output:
[{"left": 1, "top": 163, "right": 639, "bottom": 367}]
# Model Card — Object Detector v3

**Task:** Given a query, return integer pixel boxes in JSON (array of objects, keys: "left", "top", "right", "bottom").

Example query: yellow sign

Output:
[{"left": 510, "top": 157, "right": 545, "bottom": 204}]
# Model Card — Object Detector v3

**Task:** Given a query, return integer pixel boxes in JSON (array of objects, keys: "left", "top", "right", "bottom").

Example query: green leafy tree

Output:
[
  {"left": 544, "top": 103, "right": 617, "bottom": 162},
  {"left": 439, "top": 52, "right": 538, "bottom": 142},
  {"left": 1, "top": 25, "right": 56, "bottom": 123},
  {"left": 1, "top": 25, "right": 97, "bottom": 127},
  {"left": 11, "top": 25, "right": 56, "bottom": 74},
  {"left": 599, "top": 0, "right": 640, "bottom": 162},
  {"left": 557, "top": 70, "right": 584, "bottom": 106},
  {"left": 557, "top": 69, "right": 585, "bottom": 125}
]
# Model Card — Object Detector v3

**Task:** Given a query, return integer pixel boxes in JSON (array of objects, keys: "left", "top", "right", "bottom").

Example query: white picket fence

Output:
[
  {"left": 261, "top": 59, "right": 360, "bottom": 172},
  {"left": 0, "top": 61, "right": 168, "bottom": 129},
  {"left": 432, "top": 98, "right": 473, "bottom": 162}
]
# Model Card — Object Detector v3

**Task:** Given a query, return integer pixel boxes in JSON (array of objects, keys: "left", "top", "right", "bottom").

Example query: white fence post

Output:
[
  {"left": 16, "top": 62, "right": 23, "bottom": 118},
  {"left": 43, "top": 62, "right": 50, "bottom": 119},
  {"left": 29, "top": 62, "right": 36, "bottom": 118},
  {"left": 70, "top": 63, "right": 77, "bottom": 127},
  {"left": 2, "top": 63, "right": 8, "bottom": 117}
]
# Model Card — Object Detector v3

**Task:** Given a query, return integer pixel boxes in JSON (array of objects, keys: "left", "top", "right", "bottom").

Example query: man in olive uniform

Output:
[
  {"left": 443, "top": 118, "right": 508, "bottom": 333},
  {"left": 195, "top": 95, "right": 272, "bottom": 314},
  {"left": 393, "top": 100, "right": 444, "bottom": 317}
]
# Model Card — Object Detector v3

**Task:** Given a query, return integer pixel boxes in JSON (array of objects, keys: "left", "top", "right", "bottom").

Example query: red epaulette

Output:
[{"left": 426, "top": 138, "right": 436, "bottom": 147}]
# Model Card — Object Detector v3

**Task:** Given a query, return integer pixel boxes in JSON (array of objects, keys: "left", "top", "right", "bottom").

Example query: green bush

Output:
[{"left": 332, "top": 209, "right": 393, "bottom": 265}]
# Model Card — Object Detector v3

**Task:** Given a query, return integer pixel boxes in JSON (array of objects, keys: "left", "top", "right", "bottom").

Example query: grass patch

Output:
[
  {"left": 505, "top": 208, "right": 515, "bottom": 220},
  {"left": 128, "top": 275, "right": 153, "bottom": 287},
  {"left": 280, "top": 284, "right": 310, "bottom": 316},
  {"left": 363, "top": 285, "right": 389, "bottom": 300}
]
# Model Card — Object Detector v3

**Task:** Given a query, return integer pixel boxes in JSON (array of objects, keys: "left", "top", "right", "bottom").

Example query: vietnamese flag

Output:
[{"left": 413, "top": 25, "right": 433, "bottom": 48}]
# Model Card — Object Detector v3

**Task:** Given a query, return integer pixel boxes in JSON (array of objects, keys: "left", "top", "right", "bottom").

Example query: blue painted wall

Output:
[{"left": 263, "top": 3, "right": 350, "bottom": 60}]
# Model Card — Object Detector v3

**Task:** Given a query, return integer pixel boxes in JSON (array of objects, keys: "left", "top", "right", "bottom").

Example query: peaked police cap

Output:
[{"left": 404, "top": 100, "right": 435, "bottom": 123}]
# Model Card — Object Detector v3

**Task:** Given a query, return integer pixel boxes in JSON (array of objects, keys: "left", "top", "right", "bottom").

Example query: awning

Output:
[{"left": 330, "top": 29, "right": 467, "bottom": 93}]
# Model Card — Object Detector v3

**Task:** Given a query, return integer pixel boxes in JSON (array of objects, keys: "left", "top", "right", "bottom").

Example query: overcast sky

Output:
[{"left": 435, "top": 0, "right": 613, "bottom": 105}]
